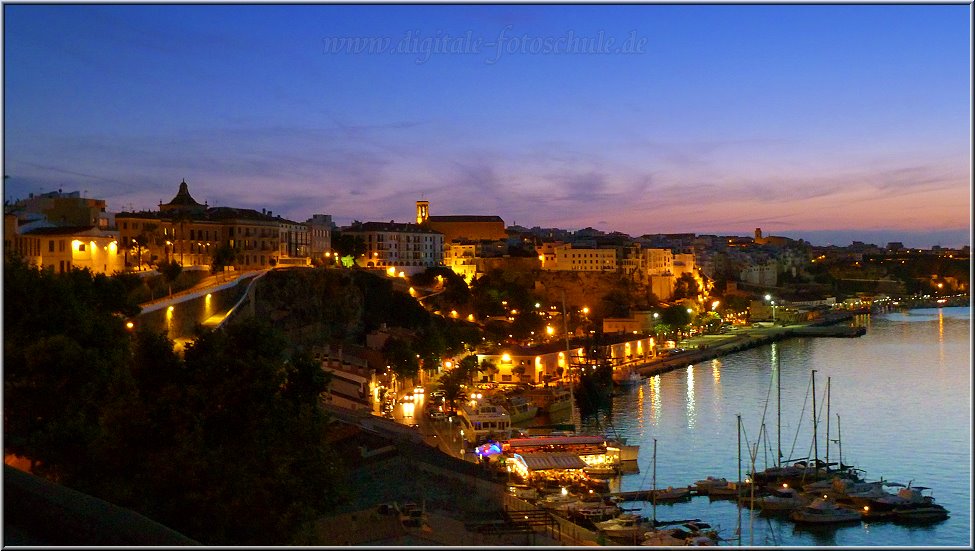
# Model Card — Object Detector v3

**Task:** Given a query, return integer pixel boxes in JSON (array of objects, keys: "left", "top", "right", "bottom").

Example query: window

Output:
[
  {"left": 122, "top": 222, "right": 128, "bottom": 230},
  {"left": 48, "top": 240, "right": 55, "bottom": 252},
  {"left": 59, "top": 240, "right": 65, "bottom": 252}
]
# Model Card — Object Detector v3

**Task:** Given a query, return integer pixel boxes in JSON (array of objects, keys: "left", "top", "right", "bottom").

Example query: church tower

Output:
[{"left": 416, "top": 200, "right": 430, "bottom": 224}]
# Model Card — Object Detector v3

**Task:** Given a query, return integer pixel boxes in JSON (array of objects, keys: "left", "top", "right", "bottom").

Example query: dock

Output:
[{"left": 632, "top": 317, "right": 867, "bottom": 379}]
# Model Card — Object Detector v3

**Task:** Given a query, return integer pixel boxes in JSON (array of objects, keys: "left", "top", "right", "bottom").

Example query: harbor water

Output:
[{"left": 578, "top": 307, "right": 971, "bottom": 546}]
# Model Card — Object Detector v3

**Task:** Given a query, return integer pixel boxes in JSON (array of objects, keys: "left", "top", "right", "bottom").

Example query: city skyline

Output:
[{"left": 3, "top": 4, "right": 971, "bottom": 249}]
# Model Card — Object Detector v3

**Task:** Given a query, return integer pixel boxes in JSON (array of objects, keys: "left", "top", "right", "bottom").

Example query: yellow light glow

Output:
[
  {"left": 546, "top": 325, "right": 554, "bottom": 336},
  {"left": 501, "top": 353, "right": 511, "bottom": 363},
  {"left": 467, "top": 314, "right": 474, "bottom": 322},
  {"left": 582, "top": 307, "right": 589, "bottom": 315},
  {"left": 450, "top": 310, "right": 459, "bottom": 318},
  {"left": 398, "top": 271, "right": 406, "bottom": 278},
  {"left": 72, "top": 240, "right": 82, "bottom": 251},
  {"left": 387, "top": 266, "right": 396, "bottom": 276},
  {"left": 445, "top": 361, "right": 453, "bottom": 369},
  {"left": 125, "top": 321, "right": 134, "bottom": 330}
]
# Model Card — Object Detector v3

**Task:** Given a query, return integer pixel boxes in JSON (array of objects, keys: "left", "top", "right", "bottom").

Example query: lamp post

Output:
[{"left": 764, "top": 294, "right": 776, "bottom": 323}]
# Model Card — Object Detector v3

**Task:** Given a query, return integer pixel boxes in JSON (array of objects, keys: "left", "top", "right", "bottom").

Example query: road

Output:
[{"left": 391, "top": 391, "right": 476, "bottom": 462}]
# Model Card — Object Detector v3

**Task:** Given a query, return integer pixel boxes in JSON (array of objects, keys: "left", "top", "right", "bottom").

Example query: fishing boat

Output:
[{"left": 789, "top": 497, "right": 861, "bottom": 524}]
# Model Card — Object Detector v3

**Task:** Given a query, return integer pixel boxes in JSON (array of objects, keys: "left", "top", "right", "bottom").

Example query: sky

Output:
[{"left": 2, "top": 4, "right": 971, "bottom": 248}]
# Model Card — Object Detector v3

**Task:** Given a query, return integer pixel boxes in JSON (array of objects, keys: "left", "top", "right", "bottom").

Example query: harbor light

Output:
[{"left": 125, "top": 321, "right": 134, "bottom": 330}]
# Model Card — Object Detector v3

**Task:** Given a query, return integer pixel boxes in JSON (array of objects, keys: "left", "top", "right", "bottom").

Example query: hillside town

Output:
[{"left": 4, "top": 180, "right": 970, "bottom": 546}]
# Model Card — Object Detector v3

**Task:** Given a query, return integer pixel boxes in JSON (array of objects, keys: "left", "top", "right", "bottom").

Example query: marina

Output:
[
  {"left": 412, "top": 307, "right": 969, "bottom": 545},
  {"left": 575, "top": 307, "right": 970, "bottom": 546}
]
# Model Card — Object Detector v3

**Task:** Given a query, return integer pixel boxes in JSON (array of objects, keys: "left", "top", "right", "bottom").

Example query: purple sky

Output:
[{"left": 3, "top": 4, "right": 971, "bottom": 248}]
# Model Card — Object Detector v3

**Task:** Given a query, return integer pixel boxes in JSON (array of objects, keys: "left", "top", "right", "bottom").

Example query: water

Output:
[{"left": 578, "top": 307, "right": 971, "bottom": 546}]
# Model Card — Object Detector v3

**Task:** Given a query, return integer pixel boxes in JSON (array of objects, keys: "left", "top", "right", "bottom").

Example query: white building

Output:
[{"left": 343, "top": 221, "right": 444, "bottom": 275}]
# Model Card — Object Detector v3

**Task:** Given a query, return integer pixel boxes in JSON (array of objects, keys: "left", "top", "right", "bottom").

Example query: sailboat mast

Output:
[
  {"left": 811, "top": 370, "right": 819, "bottom": 472},
  {"left": 776, "top": 350, "right": 782, "bottom": 468},
  {"left": 561, "top": 291, "right": 577, "bottom": 427},
  {"left": 652, "top": 437, "right": 658, "bottom": 525},
  {"left": 737, "top": 415, "right": 742, "bottom": 547},
  {"left": 837, "top": 414, "right": 843, "bottom": 470},
  {"left": 825, "top": 376, "right": 831, "bottom": 473}
]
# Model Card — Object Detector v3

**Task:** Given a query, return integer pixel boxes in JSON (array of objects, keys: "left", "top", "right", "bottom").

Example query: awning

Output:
[
  {"left": 508, "top": 436, "right": 606, "bottom": 448},
  {"left": 519, "top": 452, "right": 588, "bottom": 471}
]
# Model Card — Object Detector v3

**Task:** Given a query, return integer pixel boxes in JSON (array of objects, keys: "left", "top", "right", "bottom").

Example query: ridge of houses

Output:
[{"left": 5, "top": 180, "right": 968, "bottom": 297}]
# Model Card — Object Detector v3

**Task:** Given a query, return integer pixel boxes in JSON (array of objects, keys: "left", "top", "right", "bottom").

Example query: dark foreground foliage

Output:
[{"left": 4, "top": 257, "right": 349, "bottom": 544}]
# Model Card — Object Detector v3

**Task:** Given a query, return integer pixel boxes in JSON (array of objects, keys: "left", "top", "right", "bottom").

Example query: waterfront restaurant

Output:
[{"left": 505, "top": 435, "right": 621, "bottom": 470}]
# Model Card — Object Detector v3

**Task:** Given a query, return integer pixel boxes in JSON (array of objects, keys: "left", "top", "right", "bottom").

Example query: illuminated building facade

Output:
[
  {"left": 14, "top": 225, "right": 124, "bottom": 274},
  {"left": 342, "top": 221, "right": 444, "bottom": 274}
]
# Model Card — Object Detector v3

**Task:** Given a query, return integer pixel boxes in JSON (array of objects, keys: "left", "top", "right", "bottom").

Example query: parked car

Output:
[{"left": 428, "top": 411, "right": 446, "bottom": 420}]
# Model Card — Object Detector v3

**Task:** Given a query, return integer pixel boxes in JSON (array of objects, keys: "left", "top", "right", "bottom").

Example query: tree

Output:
[
  {"left": 383, "top": 337, "right": 419, "bottom": 380},
  {"left": 672, "top": 273, "right": 700, "bottom": 301},
  {"left": 158, "top": 259, "right": 183, "bottom": 296},
  {"left": 211, "top": 243, "right": 237, "bottom": 273},
  {"left": 331, "top": 231, "right": 366, "bottom": 262}
]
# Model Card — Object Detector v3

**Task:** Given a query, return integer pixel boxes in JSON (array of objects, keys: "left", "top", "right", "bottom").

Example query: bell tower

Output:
[{"left": 416, "top": 200, "right": 429, "bottom": 224}]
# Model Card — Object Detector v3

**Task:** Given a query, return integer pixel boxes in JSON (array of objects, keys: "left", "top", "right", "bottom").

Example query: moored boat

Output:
[
  {"left": 755, "top": 485, "right": 809, "bottom": 512},
  {"left": 523, "top": 385, "right": 572, "bottom": 415},
  {"left": 789, "top": 497, "right": 861, "bottom": 524},
  {"left": 492, "top": 393, "right": 538, "bottom": 424},
  {"left": 694, "top": 476, "right": 730, "bottom": 495}
]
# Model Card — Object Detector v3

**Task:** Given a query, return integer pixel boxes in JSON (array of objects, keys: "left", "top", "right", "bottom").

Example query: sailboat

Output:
[{"left": 750, "top": 369, "right": 862, "bottom": 489}]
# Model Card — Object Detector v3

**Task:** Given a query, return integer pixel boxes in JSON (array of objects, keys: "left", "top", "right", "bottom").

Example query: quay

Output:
[{"left": 633, "top": 312, "right": 866, "bottom": 379}]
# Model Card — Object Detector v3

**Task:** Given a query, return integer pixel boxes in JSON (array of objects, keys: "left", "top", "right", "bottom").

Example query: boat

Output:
[
  {"left": 614, "top": 367, "right": 642, "bottom": 387},
  {"left": 595, "top": 514, "right": 646, "bottom": 538},
  {"left": 641, "top": 528, "right": 688, "bottom": 546},
  {"left": 891, "top": 502, "right": 950, "bottom": 523},
  {"left": 707, "top": 480, "right": 751, "bottom": 500},
  {"left": 523, "top": 385, "right": 572, "bottom": 415},
  {"left": 456, "top": 400, "right": 511, "bottom": 445},
  {"left": 694, "top": 476, "right": 730, "bottom": 495},
  {"left": 869, "top": 485, "right": 950, "bottom": 523},
  {"left": 755, "top": 484, "right": 809, "bottom": 512},
  {"left": 789, "top": 497, "right": 861, "bottom": 524},
  {"left": 649, "top": 486, "right": 693, "bottom": 503},
  {"left": 565, "top": 499, "right": 621, "bottom": 523},
  {"left": 490, "top": 393, "right": 538, "bottom": 424}
]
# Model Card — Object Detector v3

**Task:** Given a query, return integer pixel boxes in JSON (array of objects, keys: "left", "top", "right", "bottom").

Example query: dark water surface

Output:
[{"left": 578, "top": 307, "right": 971, "bottom": 546}]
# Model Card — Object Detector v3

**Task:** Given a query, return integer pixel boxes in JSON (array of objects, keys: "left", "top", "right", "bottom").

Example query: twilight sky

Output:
[{"left": 3, "top": 4, "right": 971, "bottom": 248}]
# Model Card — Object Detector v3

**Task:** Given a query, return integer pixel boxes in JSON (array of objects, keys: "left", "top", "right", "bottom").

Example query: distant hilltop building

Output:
[
  {"left": 415, "top": 200, "right": 506, "bottom": 243},
  {"left": 753, "top": 227, "right": 790, "bottom": 247}
]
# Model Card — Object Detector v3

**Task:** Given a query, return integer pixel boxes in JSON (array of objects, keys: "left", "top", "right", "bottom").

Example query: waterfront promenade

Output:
[{"left": 633, "top": 311, "right": 864, "bottom": 379}]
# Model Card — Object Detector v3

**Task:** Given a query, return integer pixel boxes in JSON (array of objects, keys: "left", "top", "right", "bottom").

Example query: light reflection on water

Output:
[{"left": 579, "top": 307, "right": 970, "bottom": 546}]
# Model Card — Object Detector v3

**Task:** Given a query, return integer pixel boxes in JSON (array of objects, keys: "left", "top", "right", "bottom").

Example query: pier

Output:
[{"left": 633, "top": 315, "right": 867, "bottom": 379}]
